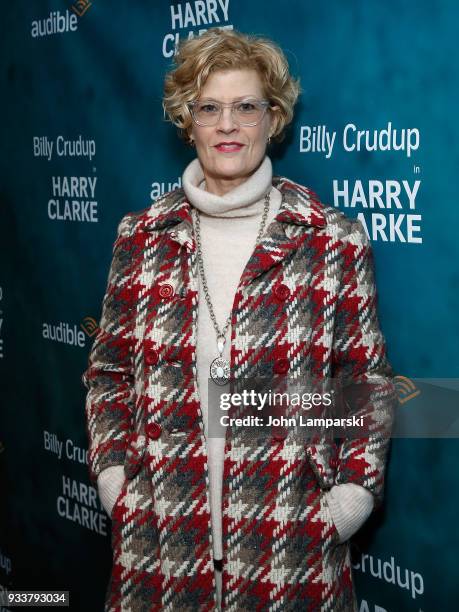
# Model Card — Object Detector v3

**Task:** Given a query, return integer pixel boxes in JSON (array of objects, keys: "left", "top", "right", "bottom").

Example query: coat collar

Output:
[
  {"left": 140, "top": 176, "right": 326, "bottom": 233},
  {"left": 139, "top": 176, "right": 327, "bottom": 285}
]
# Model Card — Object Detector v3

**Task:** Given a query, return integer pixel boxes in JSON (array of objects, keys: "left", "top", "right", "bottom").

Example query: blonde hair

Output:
[{"left": 163, "top": 28, "right": 300, "bottom": 144}]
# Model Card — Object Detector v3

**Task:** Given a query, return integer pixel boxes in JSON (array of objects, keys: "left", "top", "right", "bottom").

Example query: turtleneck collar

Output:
[{"left": 182, "top": 156, "right": 273, "bottom": 218}]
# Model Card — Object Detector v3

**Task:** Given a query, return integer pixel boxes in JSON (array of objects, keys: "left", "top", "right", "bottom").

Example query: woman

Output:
[{"left": 82, "top": 28, "right": 395, "bottom": 611}]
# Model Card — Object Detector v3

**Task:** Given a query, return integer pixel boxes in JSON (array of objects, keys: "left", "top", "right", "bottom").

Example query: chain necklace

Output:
[{"left": 192, "top": 189, "right": 271, "bottom": 386}]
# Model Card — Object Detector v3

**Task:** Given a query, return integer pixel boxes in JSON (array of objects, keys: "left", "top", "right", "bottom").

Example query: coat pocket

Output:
[{"left": 306, "top": 442, "right": 338, "bottom": 490}]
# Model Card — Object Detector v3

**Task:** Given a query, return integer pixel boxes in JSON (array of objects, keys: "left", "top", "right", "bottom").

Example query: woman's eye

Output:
[
  {"left": 238, "top": 102, "right": 257, "bottom": 112},
  {"left": 199, "top": 103, "right": 219, "bottom": 113}
]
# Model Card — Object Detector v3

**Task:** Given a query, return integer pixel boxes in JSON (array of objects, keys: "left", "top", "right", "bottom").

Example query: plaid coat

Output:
[{"left": 82, "top": 175, "right": 396, "bottom": 611}]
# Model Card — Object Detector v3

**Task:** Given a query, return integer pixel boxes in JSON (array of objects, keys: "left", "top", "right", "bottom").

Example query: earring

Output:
[
  {"left": 267, "top": 136, "right": 272, "bottom": 145},
  {"left": 189, "top": 138, "right": 195, "bottom": 147}
]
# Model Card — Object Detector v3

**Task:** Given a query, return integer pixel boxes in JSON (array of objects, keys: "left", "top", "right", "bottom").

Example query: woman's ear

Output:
[{"left": 269, "top": 105, "right": 281, "bottom": 138}]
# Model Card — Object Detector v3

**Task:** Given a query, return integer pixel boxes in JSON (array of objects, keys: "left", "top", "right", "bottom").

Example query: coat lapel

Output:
[
  {"left": 239, "top": 209, "right": 325, "bottom": 287},
  {"left": 140, "top": 175, "right": 327, "bottom": 273},
  {"left": 140, "top": 192, "right": 195, "bottom": 251}
]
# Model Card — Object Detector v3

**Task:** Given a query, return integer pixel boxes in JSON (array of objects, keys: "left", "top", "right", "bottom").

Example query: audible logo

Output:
[
  {"left": 31, "top": 11, "right": 78, "bottom": 38},
  {"left": 71, "top": 0, "right": 92, "bottom": 18},
  {"left": 42, "top": 317, "right": 100, "bottom": 347},
  {"left": 42, "top": 322, "right": 86, "bottom": 347},
  {"left": 394, "top": 376, "right": 421, "bottom": 404},
  {"left": 81, "top": 316, "right": 99, "bottom": 338},
  {"left": 150, "top": 177, "right": 182, "bottom": 200}
]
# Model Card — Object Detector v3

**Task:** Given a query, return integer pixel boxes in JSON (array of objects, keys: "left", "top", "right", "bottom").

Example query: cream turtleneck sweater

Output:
[
  {"left": 183, "top": 156, "right": 283, "bottom": 565},
  {"left": 96, "top": 156, "right": 374, "bottom": 607}
]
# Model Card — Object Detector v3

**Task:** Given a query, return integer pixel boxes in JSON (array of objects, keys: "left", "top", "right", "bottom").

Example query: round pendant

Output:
[{"left": 210, "top": 356, "right": 230, "bottom": 386}]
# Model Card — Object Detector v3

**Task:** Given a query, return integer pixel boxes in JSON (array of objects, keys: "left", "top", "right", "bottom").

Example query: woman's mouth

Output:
[{"left": 214, "top": 142, "right": 244, "bottom": 152}]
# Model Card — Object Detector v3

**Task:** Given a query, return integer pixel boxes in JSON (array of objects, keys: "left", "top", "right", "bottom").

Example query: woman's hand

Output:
[
  {"left": 325, "top": 483, "right": 374, "bottom": 543},
  {"left": 97, "top": 465, "right": 126, "bottom": 518}
]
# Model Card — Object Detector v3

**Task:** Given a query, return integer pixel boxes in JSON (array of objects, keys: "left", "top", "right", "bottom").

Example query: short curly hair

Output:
[{"left": 163, "top": 28, "right": 300, "bottom": 144}]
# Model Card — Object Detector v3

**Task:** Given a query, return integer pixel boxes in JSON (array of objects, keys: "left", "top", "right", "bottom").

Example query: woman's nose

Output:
[{"left": 217, "top": 106, "right": 238, "bottom": 131}]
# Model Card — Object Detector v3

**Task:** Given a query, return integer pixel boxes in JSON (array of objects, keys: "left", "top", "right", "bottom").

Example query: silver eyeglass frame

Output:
[{"left": 188, "top": 98, "right": 271, "bottom": 127}]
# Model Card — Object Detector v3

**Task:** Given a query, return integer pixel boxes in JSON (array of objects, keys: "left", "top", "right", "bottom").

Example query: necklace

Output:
[{"left": 192, "top": 189, "right": 271, "bottom": 385}]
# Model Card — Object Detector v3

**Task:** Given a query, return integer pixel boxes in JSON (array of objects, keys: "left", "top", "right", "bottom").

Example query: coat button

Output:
[
  {"left": 145, "top": 422, "right": 162, "bottom": 440},
  {"left": 158, "top": 283, "right": 174, "bottom": 299},
  {"left": 145, "top": 349, "right": 159, "bottom": 366},
  {"left": 274, "top": 358, "right": 290, "bottom": 374},
  {"left": 274, "top": 283, "right": 290, "bottom": 301}
]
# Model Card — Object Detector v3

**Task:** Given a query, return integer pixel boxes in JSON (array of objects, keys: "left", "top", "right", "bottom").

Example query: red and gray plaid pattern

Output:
[{"left": 82, "top": 176, "right": 396, "bottom": 610}]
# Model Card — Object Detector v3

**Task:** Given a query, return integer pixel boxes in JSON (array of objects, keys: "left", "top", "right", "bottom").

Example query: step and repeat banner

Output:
[{"left": 1, "top": 1, "right": 458, "bottom": 610}]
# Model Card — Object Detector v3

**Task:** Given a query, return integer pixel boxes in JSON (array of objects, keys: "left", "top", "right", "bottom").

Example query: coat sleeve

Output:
[
  {"left": 332, "top": 218, "right": 397, "bottom": 508},
  {"left": 81, "top": 214, "right": 136, "bottom": 485}
]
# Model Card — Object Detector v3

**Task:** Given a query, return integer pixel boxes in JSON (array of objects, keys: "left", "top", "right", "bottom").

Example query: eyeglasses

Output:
[{"left": 188, "top": 98, "right": 271, "bottom": 127}]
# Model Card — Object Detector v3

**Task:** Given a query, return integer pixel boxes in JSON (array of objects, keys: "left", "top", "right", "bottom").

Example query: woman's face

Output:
[{"left": 190, "top": 68, "right": 274, "bottom": 195}]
